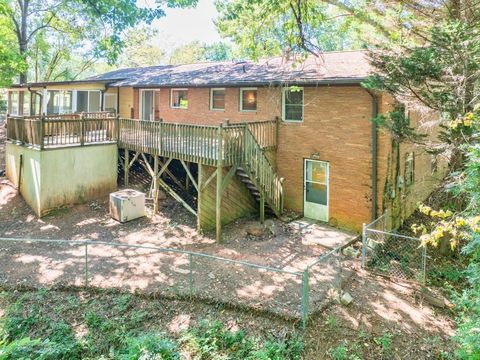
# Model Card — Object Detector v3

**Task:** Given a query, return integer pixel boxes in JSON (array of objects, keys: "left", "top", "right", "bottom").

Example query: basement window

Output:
[
  {"left": 171, "top": 89, "right": 188, "bottom": 109},
  {"left": 282, "top": 87, "right": 304, "bottom": 122},
  {"left": 405, "top": 152, "right": 415, "bottom": 186},
  {"left": 240, "top": 88, "right": 257, "bottom": 112},
  {"left": 210, "top": 88, "right": 225, "bottom": 110}
]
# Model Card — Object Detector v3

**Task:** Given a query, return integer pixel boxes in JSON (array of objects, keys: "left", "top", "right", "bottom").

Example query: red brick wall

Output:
[
  {"left": 133, "top": 87, "right": 280, "bottom": 124},
  {"left": 277, "top": 86, "right": 373, "bottom": 232}
]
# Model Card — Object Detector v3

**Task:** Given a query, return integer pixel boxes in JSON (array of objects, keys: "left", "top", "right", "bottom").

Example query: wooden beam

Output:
[
  {"left": 221, "top": 166, "right": 237, "bottom": 193},
  {"left": 156, "top": 157, "right": 173, "bottom": 180},
  {"left": 153, "top": 156, "right": 159, "bottom": 213},
  {"left": 158, "top": 178, "right": 197, "bottom": 216},
  {"left": 180, "top": 159, "right": 198, "bottom": 192},
  {"left": 124, "top": 150, "right": 129, "bottom": 186},
  {"left": 197, "top": 164, "right": 203, "bottom": 232},
  {"left": 260, "top": 192, "right": 265, "bottom": 224},
  {"left": 129, "top": 151, "right": 141, "bottom": 168},
  {"left": 200, "top": 169, "right": 217, "bottom": 191},
  {"left": 141, "top": 153, "right": 155, "bottom": 177},
  {"left": 216, "top": 125, "right": 223, "bottom": 242}
]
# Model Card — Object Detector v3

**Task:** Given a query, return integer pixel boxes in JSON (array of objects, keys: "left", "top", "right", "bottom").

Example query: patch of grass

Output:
[
  {"left": 0, "top": 289, "right": 304, "bottom": 359},
  {"left": 327, "top": 341, "right": 361, "bottom": 360}
]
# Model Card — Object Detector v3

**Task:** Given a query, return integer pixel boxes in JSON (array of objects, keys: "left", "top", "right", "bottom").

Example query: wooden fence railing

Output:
[{"left": 7, "top": 115, "right": 117, "bottom": 148}]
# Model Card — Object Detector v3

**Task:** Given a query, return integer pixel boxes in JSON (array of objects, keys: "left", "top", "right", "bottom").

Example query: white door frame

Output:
[
  {"left": 139, "top": 89, "right": 158, "bottom": 121},
  {"left": 303, "top": 159, "right": 329, "bottom": 222}
]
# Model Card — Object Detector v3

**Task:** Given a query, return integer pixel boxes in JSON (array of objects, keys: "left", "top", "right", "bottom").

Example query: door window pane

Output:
[
  {"left": 142, "top": 91, "right": 154, "bottom": 120},
  {"left": 77, "top": 91, "right": 88, "bottom": 112},
  {"left": 61, "top": 91, "right": 72, "bottom": 113},
  {"left": 47, "top": 91, "right": 60, "bottom": 114},
  {"left": 241, "top": 89, "right": 257, "bottom": 111},
  {"left": 88, "top": 91, "right": 100, "bottom": 112},
  {"left": 306, "top": 161, "right": 327, "bottom": 184},
  {"left": 306, "top": 183, "right": 327, "bottom": 205},
  {"left": 171, "top": 89, "right": 188, "bottom": 108}
]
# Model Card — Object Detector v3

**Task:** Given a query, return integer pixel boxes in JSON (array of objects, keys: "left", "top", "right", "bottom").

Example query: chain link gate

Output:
[{"left": 362, "top": 212, "right": 427, "bottom": 284}]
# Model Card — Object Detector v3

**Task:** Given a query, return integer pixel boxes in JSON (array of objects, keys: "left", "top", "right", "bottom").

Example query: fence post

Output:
[
  {"left": 361, "top": 223, "right": 367, "bottom": 268},
  {"left": 84, "top": 243, "right": 89, "bottom": 287},
  {"left": 189, "top": 253, "right": 193, "bottom": 297},
  {"left": 115, "top": 115, "right": 120, "bottom": 142},
  {"left": 80, "top": 113, "right": 85, "bottom": 146},
  {"left": 301, "top": 269, "right": 309, "bottom": 328},
  {"left": 39, "top": 115, "right": 45, "bottom": 150},
  {"left": 422, "top": 245, "right": 427, "bottom": 284}
]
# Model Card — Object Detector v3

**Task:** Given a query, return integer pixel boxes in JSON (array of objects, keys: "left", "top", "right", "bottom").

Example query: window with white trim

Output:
[
  {"left": 282, "top": 87, "right": 304, "bottom": 122},
  {"left": 240, "top": 88, "right": 257, "bottom": 112},
  {"left": 171, "top": 89, "right": 188, "bottom": 109},
  {"left": 46, "top": 90, "right": 72, "bottom": 114},
  {"left": 76, "top": 90, "right": 101, "bottom": 112},
  {"left": 210, "top": 88, "right": 225, "bottom": 110}
]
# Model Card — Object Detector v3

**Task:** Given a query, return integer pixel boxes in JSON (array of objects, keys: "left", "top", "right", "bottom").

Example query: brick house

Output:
[{"left": 6, "top": 50, "right": 446, "bottom": 232}]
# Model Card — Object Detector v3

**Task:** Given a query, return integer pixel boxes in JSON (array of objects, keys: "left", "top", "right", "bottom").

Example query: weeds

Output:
[{"left": 0, "top": 289, "right": 304, "bottom": 359}]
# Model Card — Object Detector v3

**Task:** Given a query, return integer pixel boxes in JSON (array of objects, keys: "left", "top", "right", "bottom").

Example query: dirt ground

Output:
[{"left": 0, "top": 178, "right": 352, "bottom": 318}]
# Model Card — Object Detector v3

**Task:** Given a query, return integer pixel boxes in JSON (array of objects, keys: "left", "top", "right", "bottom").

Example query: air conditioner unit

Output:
[{"left": 110, "top": 189, "right": 145, "bottom": 223}]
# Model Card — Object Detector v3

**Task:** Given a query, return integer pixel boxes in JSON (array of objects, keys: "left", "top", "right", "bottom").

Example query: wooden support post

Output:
[
  {"left": 185, "top": 161, "right": 190, "bottom": 191},
  {"left": 216, "top": 124, "right": 223, "bottom": 242},
  {"left": 124, "top": 150, "right": 129, "bottom": 187},
  {"left": 80, "top": 113, "right": 85, "bottom": 146},
  {"left": 197, "top": 164, "right": 203, "bottom": 232},
  {"left": 153, "top": 155, "right": 159, "bottom": 213},
  {"left": 260, "top": 192, "right": 265, "bottom": 224},
  {"left": 39, "top": 115, "right": 45, "bottom": 150}
]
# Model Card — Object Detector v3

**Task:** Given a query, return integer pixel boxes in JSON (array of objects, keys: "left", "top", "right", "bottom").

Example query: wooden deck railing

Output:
[
  {"left": 7, "top": 114, "right": 117, "bottom": 148},
  {"left": 242, "top": 127, "right": 283, "bottom": 216}
]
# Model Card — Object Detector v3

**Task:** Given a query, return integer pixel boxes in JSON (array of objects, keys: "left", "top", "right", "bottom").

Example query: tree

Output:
[
  {"left": 168, "top": 41, "right": 232, "bottom": 65},
  {"left": 3, "top": 0, "right": 197, "bottom": 84},
  {"left": 0, "top": 3, "right": 25, "bottom": 87},
  {"left": 117, "top": 26, "right": 166, "bottom": 68}
]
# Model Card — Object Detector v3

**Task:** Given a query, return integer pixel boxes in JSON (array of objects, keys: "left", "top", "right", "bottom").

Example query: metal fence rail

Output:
[
  {"left": 0, "top": 237, "right": 343, "bottom": 327},
  {"left": 362, "top": 212, "right": 427, "bottom": 283}
]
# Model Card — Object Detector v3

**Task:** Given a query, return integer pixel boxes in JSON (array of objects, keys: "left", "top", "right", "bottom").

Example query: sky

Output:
[{"left": 150, "top": 0, "right": 222, "bottom": 49}]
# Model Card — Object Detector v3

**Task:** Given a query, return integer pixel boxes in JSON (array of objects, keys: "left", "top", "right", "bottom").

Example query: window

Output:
[
  {"left": 210, "top": 88, "right": 225, "bottom": 110},
  {"left": 46, "top": 90, "right": 72, "bottom": 114},
  {"left": 23, "top": 91, "right": 30, "bottom": 116},
  {"left": 104, "top": 93, "right": 117, "bottom": 114},
  {"left": 171, "top": 89, "right": 188, "bottom": 109},
  {"left": 282, "top": 87, "right": 304, "bottom": 122},
  {"left": 76, "top": 90, "right": 101, "bottom": 112},
  {"left": 8, "top": 91, "right": 19, "bottom": 115},
  {"left": 240, "top": 88, "right": 257, "bottom": 112},
  {"left": 405, "top": 152, "right": 415, "bottom": 186}
]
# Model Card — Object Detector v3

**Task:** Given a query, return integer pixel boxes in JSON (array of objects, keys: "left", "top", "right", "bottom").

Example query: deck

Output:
[{"left": 6, "top": 115, "right": 277, "bottom": 166}]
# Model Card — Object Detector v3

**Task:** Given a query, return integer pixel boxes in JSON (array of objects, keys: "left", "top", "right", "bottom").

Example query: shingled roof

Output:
[
  {"left": 14, "top": 50, "right": 372, "bottom": 88},
  {"left": 86, "top": 50, "right": 372, "bottom": 87}
]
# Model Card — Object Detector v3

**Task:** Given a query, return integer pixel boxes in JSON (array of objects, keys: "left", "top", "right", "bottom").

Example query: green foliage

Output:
[
  {"left": 372, "top": 105, "right": 425, "bottom": 143},
  {"left": 215, "top": 0, "right": 367, "bottom": 59},
  {"left": 0, "top": 290, "right": 304, "bottom": 359},
  {"left": 0, "top": 7, "right": 26, "bottom": 86},
  {"left": 169, "top": 41, "right": 233, "bottom": 65}
]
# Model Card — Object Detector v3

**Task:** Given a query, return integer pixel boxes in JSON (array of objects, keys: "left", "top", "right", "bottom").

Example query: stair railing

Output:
[{"left": 242, "top": 125, "right": 283, "bottom": 216}]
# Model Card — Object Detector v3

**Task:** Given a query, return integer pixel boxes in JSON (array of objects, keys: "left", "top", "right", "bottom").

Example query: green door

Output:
[{"left": 304, "top": 159, "right": 329, "bottom": 222}]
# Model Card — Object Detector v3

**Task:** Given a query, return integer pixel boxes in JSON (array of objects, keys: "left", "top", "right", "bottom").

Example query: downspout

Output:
[{"left": 365, "top": 89, "right": 379, "bottom": 221}]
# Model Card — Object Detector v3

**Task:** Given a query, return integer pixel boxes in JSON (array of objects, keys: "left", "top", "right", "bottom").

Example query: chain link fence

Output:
[
  {"left": 362, "top": 212, "right": 427, "bottom": 283},
  {"left": 0, "top": 237, "right": 343, "bottom": 327}
]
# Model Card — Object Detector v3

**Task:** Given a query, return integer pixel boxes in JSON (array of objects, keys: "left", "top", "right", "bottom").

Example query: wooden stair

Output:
[{"left": 237, "top": 127, "right": 284, "bottom": 218}]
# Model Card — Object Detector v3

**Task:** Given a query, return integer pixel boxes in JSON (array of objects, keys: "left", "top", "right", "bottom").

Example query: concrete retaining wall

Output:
[{"left": 6, "top": 143, "right": 117, "bottom": 216}]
